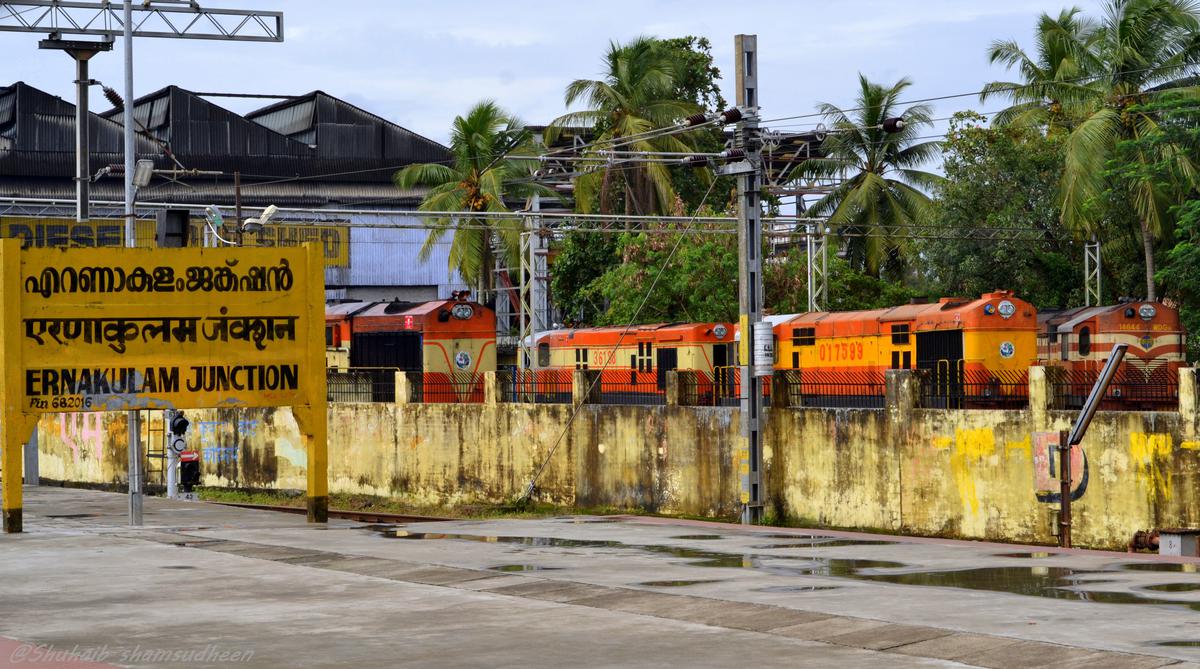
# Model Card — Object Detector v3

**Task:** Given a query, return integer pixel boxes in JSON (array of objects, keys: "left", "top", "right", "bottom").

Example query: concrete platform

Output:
[{"left": 3, "top": 487, "right": 1200, "bottom": 668}]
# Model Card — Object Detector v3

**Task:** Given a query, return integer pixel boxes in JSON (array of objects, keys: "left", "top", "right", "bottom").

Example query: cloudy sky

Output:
[{"left": 2, "top": 0, "right": 1107, "bottom": 147}]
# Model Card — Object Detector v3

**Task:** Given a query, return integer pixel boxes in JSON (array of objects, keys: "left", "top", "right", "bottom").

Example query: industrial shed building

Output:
[{"left": 0, "top": 81, "right": 467, "bottom": 301}]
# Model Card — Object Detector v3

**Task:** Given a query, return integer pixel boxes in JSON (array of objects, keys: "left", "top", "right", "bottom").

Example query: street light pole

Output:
[{"left": 122, "top": 0, "right": 142, "bottom": 527}]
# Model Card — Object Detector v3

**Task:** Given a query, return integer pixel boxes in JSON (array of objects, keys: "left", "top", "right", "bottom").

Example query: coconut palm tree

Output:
[
  {"left": 395, "top": 100, "right": 545, "bottom": 295},
  {"left": 983, "top": 0, "right": 1200, "bottom": 300},
  {"left": 799, "top": 75, "right": 943, "bottom": 277},
  {"left": 548, "top": 36, "right": 703, "bottom": 216}
]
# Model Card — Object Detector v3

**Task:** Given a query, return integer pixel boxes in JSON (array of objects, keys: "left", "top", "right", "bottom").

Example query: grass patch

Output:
[{"left": 196, "top": 487, "right": 647, "bottom": 520}]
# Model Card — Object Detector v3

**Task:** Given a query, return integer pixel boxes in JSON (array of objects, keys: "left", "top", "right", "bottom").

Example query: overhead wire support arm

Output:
[{"left": 0, "top": 1, "right": 283, "bottom": 41}]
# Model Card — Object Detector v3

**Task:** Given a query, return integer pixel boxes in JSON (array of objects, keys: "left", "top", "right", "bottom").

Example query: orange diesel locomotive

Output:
[
  {"left": 325, "top": 293, "right": 496, "bottom": 401},
  {"left": 531, "top": 322, "right": 736, "bottom": 401},
  {"left": 774, "top": 291, "right": 1039, "bottom": 408},
  {"left": 1038, "top": 300, "right": 1186, "bottom": 409}
]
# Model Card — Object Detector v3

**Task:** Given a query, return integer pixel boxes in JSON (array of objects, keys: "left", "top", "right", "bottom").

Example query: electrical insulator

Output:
[
  {"left": 882, "top": 117, "right": 906, "bottom": 133},
  {"left": 682, "top": 113, "right": 708, "bottom": 127},
  {"left": 681, "top": 155, "right": 709, "bottom": 168},
  {"left": 719, "top": 148, "right": 746, "bottom": 161},
  {"left": 103, "top": 87, "right": 124, "bottom": 111},
  {"left": 719, "top": 107, "right": 743, "bottom": 124}
]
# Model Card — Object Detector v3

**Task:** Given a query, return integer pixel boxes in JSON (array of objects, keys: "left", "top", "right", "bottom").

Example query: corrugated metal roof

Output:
[{"left": 0, "top": 177, "right": 425, "bottom": 208}]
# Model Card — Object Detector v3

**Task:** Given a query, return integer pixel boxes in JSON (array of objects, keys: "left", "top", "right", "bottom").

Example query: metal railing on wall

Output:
[
  {"left": 919, "top": 367, "right": 1029, "bottom": 410},
  {"left": 681, "top": 367, "right": 767, "bottom": 407},
  {"left": 781, "top": 369, "right": 886, "bottom": 409},
  {"left": 597, "top": 370, "right": 666, "bottom": 406},
  {"left": 501, "top": 369, "right": 572, "bottom": 404},
  {"left": 1052, "top": 366, "right": 1178, "bottom": 412},
  {"left": 417, "top": 372, "right": 485, "bottom": 404},
  {"left": 327, "top": 367, "right": 397, "bottom": 403}
]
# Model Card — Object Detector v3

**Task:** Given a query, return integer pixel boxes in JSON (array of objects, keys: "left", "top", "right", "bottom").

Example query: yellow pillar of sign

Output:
[
  {"left": 297, "top": 242, "right": 328, "bottom": 522},
  {"left": 1, "top": 239, "right": 35, "bottom": 533}
]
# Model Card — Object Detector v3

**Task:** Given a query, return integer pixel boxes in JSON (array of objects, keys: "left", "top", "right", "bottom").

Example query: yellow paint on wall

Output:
[
  {"left": 931, "top": 436, "right": 953, "bottom": 449},
  {"left": 1181, "top": 440, "right": 1200, "bottom": 450},
  {"left": 1005, "top": 435, "right": 1032, "bottom": 457},
  {"left": 951, "top": 427, "right": 997, "bottom": 515},
  {"left": 1129, "top": 432, "right": 1174, "bottom": 503}
]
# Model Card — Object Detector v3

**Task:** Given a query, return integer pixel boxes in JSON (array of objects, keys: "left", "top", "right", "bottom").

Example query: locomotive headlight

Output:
[
  {"left": 1139, "top": 304, "right": 1157, "bottom": 321},
  {"left": 451, "top": 303, "right": 474, "bottom": 320},
  {"left": 713, "top": 324, "right": 728, "bottom": 339},
  {"left": 997, "top": 300, "right": 1016, "bottom": 319}
]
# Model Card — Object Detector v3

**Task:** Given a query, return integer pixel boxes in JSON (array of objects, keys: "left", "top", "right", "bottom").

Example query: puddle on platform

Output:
[
  {"left": 995, "top": 552, "right": 1054, "bottom": 559},
  {"left": 1120, "top": 562, "right": 1200, "bottom": 573},
  {"left": 753, "top": 585, "right": 841, "bottom": 593},
  {"left": 670, "top": 535, "right": 725, "bottom": 540},
  {"left": 44, "top": 513, "right": 98, "bottom": 519},
  {"left": 159, "top": 565, "right": 197, "bottom": 570},
  {"left": 1151, "top": 640, "right": 1200, "bottom": 648},
  {"left": 1143, "top": 583, "right": 1200, "bottom": 592},
  {"left": 856, "top": 566, "right": 1200, "bottom": 610},
  {"left": 750, "top": 540, "right": 896, "bottom": 549},
  {"left": 371, "top": 527, "right": 1200, "bottom": 609},
  {"left": 638, "top": 580, "right": 724, "bottom": 587},
  {"left": 489, "top": 565, "right": 563, "bottom": 572}
]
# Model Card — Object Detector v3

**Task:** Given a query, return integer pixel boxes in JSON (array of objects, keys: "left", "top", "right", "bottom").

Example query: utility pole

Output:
[
  {"left": 734, "top": 34, "right": 767, "bottom": 524},
  {"left": 121, "top": 0, "right": 142, "bottom": 527}
]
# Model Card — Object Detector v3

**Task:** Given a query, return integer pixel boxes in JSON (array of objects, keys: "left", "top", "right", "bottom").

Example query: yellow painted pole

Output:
[
  {"left": 1, "top": 239, "right": 26, "bottom": 533},
  {"left": 299, "top": 243, "right": 328, "bottom": 522}
]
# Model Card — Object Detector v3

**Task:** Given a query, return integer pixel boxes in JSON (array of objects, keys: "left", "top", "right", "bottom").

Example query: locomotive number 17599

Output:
[{"left": 818, "top": 341, "right": 865, "bottom": 362}]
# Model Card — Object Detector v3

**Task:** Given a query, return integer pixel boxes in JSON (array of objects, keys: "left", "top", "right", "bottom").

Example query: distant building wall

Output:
[{"left": 33, "top": 369, "right": 1200, "bottom": 550}]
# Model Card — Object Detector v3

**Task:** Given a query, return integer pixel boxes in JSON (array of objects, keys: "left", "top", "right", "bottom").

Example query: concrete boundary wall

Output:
[{"left": 31, "top": 368, "right": 1200, "bottom": 550}]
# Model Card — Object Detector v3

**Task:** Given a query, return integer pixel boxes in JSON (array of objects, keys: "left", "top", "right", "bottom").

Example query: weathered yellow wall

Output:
[{"left": 36, "top": 371, "right": 1200, "bottom": 550}]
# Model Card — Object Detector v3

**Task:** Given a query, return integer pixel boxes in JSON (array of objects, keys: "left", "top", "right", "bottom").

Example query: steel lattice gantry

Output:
[{"left": 0, "top": 1, "right": 282, "bottom": 41}]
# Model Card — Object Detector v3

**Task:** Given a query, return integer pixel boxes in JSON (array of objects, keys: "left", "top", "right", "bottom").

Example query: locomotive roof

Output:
[
  {"left": 776, "top": 292, "right": 1035, "bottom": 332},
  {"left": 534, "top": 322, "right": 732, "bottom": 344},
  {"left": 1038, "top": 301, "right": 1181, "bottom": 333}
]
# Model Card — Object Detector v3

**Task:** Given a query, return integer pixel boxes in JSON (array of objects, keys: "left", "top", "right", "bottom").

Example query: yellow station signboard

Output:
[{"left": 0, "top": 241, "right": 329, "bottom": 533}]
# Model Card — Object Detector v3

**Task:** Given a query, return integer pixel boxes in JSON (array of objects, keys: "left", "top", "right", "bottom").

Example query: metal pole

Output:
[
  {"left": 123, "top": 0, "right": 142, "bottom": 526},
  {"left": 235, "top": 170, "right": 243, "bottom": 246},
  {"left": 806, "top": 225, "right": 815, "bottom": 313},
  {"left": 1059, "top": 429, "right": 1071, "bottom": 548},
  {"left": 75, "top": 55, "right": 89, "bottom": 222},
  {"left": 165, "top": 410, "right": 178, "bottom": 499},
  {"left": 735, "top": 34, "right": 765, "bottom": 525}
]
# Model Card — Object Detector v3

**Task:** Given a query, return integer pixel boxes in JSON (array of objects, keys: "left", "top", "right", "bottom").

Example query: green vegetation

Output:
[
  {"left": 398, "top": 4, "right": 1200, "bottom": 360},
  {"left": 394, "top": 101, "right": 547, "bottom": 293},
  {"left": 798, "top": 75, "right": 944, "bottom": 279}
]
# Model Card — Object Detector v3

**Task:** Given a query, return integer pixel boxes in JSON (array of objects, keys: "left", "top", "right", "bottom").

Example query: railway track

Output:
[{"left": 210, "top": 501, "right": 448, "bottom": 524}]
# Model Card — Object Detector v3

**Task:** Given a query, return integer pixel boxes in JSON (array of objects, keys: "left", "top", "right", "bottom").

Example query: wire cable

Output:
[{"left": 515, "top": 176, "right": 722, "bottom": 504}]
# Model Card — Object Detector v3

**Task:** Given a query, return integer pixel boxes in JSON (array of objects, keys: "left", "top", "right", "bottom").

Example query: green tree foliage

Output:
[
  {"left": 394, "top": 101, "right": 545, "bottom": 292},
  {"left": 1158, "top": 200, "right": 1200, "bottom": 361},
  {"left": 919, "top": 112, "right": 1081, "bottom": 308},
  {"left": 764, "top": 249, "right": 917, "bottom": 314},
  {"left": 798, "top": 75, "right": 944, "bottom": 278},
  {"left": 548, "top": 36, "right": 704, "bottom": 216},
  {"left": 578, "top": 226, "right": 739, "bottom": 325},
  {"left": 549, "top": 231, "right": 619, "bottom": 325},
  {"left": 983, "top": 0, "right": 1200, "bottom": 300}
]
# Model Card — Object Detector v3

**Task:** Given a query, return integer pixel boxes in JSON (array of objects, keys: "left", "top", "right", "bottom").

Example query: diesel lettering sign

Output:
[{"left": 0, "top": 241, "right": 330, "bottom": 532}]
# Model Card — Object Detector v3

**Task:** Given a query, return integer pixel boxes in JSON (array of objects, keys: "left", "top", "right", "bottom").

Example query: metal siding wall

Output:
[{"left": 345, "top": 215, "right": 467, "bottom": 298}]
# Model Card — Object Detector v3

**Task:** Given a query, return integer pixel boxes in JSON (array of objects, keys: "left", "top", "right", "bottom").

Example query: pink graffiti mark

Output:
[{"left": 59, "top": 412, "right": 104, "bottom": 465}]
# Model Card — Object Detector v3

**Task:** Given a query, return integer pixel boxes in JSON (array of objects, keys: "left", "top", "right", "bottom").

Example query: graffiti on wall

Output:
[
  {"left": 58, "top": 412, "right": 103, "bottom": 465},
  {"left": 1032, "top": 431, "right": 1088, "bottom": 503}
]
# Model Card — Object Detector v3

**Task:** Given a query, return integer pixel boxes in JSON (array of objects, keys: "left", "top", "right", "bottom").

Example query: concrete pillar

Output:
[
  {"left": 1029, "top": 366, "right": 1051, "bottom": 428},
  {"left": 665, "top": 370, "right": 686, "bottom": 406},
  {"left": 22, "top": 425, "right": 37, "bottom": 486},
  {"left": 484, "top": 371, "right": 501, "bottom": 406},
  {"left": 1180, "top": 368, "right": 1197, "bottom": 436},
  {"left": 885, "top": 369, "right": 920, "bottom": 417},
  {"left": 395, "top": 371, "right": 418, "bottom": 405},
  {"left": 770, "top": 373, "right": 791, "bottom": 409},
  {"left": 572, "top": 370, "right": 601, "bottom": 406}
]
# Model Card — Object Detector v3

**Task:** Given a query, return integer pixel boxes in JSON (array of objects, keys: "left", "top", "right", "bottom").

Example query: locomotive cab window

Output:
[
  {"left": 575, "top": 347, "right": 589, "bottom": 370},
  {"left": 1078, "top": 326, "right": 1091, "bottom": 357},
  {"left": 537, "top": 343, "right": 550, "bottom": 368},
  {"left": 792, "top": 327, "right": 815, "bottom": 346},
  {"left": 891, "top": 324, "right": 910, "bottom": 345},
  {"left": 325, "top": 326, "right": 334, "bottom": 347}
]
